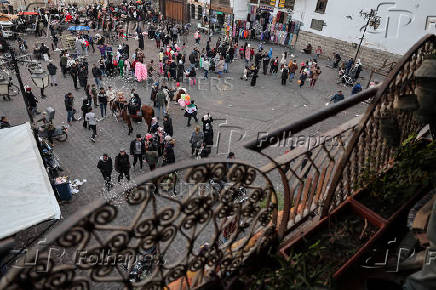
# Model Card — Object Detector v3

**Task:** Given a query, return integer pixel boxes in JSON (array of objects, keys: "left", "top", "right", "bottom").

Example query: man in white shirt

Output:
[{"left": 85, "top": 107, "right": 97, "bottom": 142}]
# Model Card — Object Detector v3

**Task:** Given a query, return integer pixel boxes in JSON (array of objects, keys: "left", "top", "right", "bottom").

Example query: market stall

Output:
[
  {"left": 0, "top": 123, "right": 61, "bottom": 240},
  {"left": 236, "top": 4, "right": 302, "bottom": 48}
]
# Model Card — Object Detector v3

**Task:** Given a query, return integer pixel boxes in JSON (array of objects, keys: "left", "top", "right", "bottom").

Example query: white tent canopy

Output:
[{"left": 0, "top": 123, "right": 61, "bottom": 239}]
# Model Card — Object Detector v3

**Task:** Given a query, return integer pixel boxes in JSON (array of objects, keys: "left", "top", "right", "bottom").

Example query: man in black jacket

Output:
[
  {"left": 70, "top": 62, "right": 79, "bottom": 89},
  {"left": 24, "top": 87, "right": 39, "bottom": 116},
  {"left": 47, "top": 60, "right": 58, "bottom": 86},
  {"left": 130, "top": 134, "right": 145, "bottom": 169},
  {"left": 97, "top": 154, "right": 113, "bottom": 189},
  {"left": 92, "top": 64, "right": 102, "bottom": 88},
  {"left": 65, "top": 92, "right": 75, "bottom": 125},
  {"left": 115, "top": 149, "right": 130, "bottom": 182},
  {"left": 78, "top": 64, "right": 88, "bottom": 88}
]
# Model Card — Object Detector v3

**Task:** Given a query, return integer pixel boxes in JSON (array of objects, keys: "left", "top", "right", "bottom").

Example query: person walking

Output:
[
  {"left": 281, "top": 66, "right": 289, "bottom": 86},
  {"left": 145, "top": 134, "right": 159, "bottom": 171},
  {"left": 288, "top": 60, "right": 298, "bottom": 82},
  {"left": 190, "top": 126, "right": 204, "bottom": 157},
  {"left": 92, "top": 64, "right": 103, "bottom": 88},
  {"left": 70, "top": 62, "right": 79, "bottom": 89},
  {"left": 299, "top": 71, "right": 308, "bottom": 88},
  {"left": 162, "top": 136, "right": 175, "bottom": 166},
  {"left": 65, "top": 93, "right": 75, "bottom": 125},
  {"left": 330, "top": 90, "right": 345, "bottom": 103},
  {"left": 203, "top": 58, "right": 210, "bottom": 78},
  {"left": 97, "top": 154, "right": 113, "bottom": 190},
  {"left": 115, "top": 149, "right": 130, "bottom": 182},
  {"left": 270, "top": 56, "right": 279, "bottom": 74},
  {"left": 250, "top": 67, "right": 258, "bottom": 87},
  {"left": 78, "top": 64, "right": 88, "bottom": 89},
  {"left": 262, "top": 51, "right": 271, "bottom": 75},
  {"left": 310, "top": 66, "right": 321, "bottom": 88},
  {"left": 98, "top": 87, "right": 108, "bottom": 118},
  {"left": 60, "top": 53, "right": 68, "bottom": 77},
  {"left": 90, "top": 84, "right": 98, "bottom": 108},
  {"left": 81, "top": 99, "right": 91, "bottom": 128},
  {"left": 85, "top": 107, "right": 97, "bottom": 142},
  {"left": 130, "top": 134, "right": 145, "bottom": 170},
  {"left": 24, "top": 87, "right": 39, "bottom": 116},
  {"left": 244, "top": 44, "right": 250, "bottom": 64},
  {"left": 185, "top": 101, "right": 198, "bottom": 127},
  {"left": 47, "top": 60, "right": 58, "bottom": 86},
  {"left": 163, "top": 114, "right": 173, "bottom": 136},
  {"left": 216, "top": 56, "right": 225, "bottom": 78},
  {"left": 155, "top": 88, "right": 166, "bottom": 120}
]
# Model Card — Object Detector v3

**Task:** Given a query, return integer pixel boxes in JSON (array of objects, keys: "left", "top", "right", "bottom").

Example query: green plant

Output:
[
  {"left": 260, "top": 190, "right": 286, "bottom": 211},
  {"left": 356, "top": 134, "right": 436, "bottom": 218}
]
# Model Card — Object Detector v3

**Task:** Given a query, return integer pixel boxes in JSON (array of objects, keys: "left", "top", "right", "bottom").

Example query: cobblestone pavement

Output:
[{"left": 0, "top": 27, "right": 378, "bottom": 268}]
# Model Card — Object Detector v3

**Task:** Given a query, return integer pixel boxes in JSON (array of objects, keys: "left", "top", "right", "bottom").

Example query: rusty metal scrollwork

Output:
[{"left": 1, "top": 161, "right": 277, "bottom": 289}]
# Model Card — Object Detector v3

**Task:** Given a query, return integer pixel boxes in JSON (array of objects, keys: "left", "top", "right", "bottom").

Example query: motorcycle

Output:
[
  {"left": 38, "top": 125, "right": 68, "bottom": 142},
  {"left": 128, "top": 246, "right": 160, "bottom": 283},
  {"left": 39, "top": 137, "right": 63, "bottom": 178}
]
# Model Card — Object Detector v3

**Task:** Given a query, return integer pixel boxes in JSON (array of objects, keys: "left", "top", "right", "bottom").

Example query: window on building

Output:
[
  {"left": 310, "top": 19, "right": 325, "bottom": 31},
  {"left": 315, "top": 0, "right": 328, "bottom": 14},
  {"left": 191, "top": 4, "right": 195, "bottom": 19},
  {"left": 284, "top": 0, "right": 295, "bottom": 9}
]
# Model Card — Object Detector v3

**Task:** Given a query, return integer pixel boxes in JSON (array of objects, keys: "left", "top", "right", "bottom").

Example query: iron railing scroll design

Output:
[
  {"left": 321, "top": 34, "right": 436, "bottom": 217},
  {"left": 0, "top": 160, "right": 277, "bottom": 289},
  {"left": 245, "top": 34, "right": 436, "bottom": 240}
]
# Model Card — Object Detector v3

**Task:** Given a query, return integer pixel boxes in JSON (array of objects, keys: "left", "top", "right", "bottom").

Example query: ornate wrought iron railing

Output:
[
  {"left": 1, "top": 34, "right": 435, "bottom": 289},
  {"left": 245, "top": 34, "right": 436, "bottom": 239},
  {"left": 0, "top": 160, "right": 278, "bottom": 289}
]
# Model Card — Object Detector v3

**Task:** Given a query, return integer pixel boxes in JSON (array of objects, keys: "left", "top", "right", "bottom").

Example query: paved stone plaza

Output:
[{"left": 0, "top": 30, "right": 372, "bottom": 219}]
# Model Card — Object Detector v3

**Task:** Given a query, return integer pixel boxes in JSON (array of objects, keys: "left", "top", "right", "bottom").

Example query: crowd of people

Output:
[{"left": 0, "top": 0, "right": 368, "bottom": 191}]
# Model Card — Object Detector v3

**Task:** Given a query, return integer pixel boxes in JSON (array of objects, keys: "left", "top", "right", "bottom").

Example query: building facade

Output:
[{"left": 292, "top": 0, "right": 436, "bottom": 69}]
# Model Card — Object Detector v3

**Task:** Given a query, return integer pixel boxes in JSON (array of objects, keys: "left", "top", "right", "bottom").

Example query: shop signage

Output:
[{"left": 210, "top": 3, "right": 233, "bottom": 14}]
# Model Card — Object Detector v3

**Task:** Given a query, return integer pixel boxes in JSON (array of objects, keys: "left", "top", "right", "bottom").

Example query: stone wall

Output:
[{"left": 295, "top": 31, "right": 401, "bottom": 74}]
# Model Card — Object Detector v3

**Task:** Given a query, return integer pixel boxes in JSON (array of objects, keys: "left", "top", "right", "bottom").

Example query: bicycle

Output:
[{"left": 0, "top": 73, "right": 20, "bottom": 101}]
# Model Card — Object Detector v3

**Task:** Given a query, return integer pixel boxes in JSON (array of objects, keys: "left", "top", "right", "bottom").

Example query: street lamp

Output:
[
  {"left": 353, "top": 9, "right": 381, "bottom": 64},
  {"left": 29, "top": 67, "right": 49, "bottom": 98}
]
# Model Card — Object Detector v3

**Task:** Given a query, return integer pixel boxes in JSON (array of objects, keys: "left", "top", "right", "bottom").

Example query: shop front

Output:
[
  {"left": 235, "top": 0, "right": 301, "bottom": 48},
  {"left": 209, "top": 2, "right": 233, "bottom": 36}
]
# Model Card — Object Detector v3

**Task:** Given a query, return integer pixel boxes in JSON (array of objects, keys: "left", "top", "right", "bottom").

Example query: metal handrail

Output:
[
  {"left": 244, "top": 87, "right": 379, "bottom": 152},
  {"left": 321, "top": 34, "right": 436, "bottom": 217}
]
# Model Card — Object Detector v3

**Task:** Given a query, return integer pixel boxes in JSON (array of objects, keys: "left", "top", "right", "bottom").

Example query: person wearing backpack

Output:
[
  {"left": 155, "top": 88, "right": 166, "bottom": 120},
  {"left": 130, "top": 134, "right": 146, "bottom": 170},
  {"left": 190, "top": 126, "right": 204, "bottom": 157}
]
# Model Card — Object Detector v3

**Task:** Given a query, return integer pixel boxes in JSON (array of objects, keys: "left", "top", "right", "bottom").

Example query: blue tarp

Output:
[{"left": 67, "top": 26, "right": 90, "bottom": 31}]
